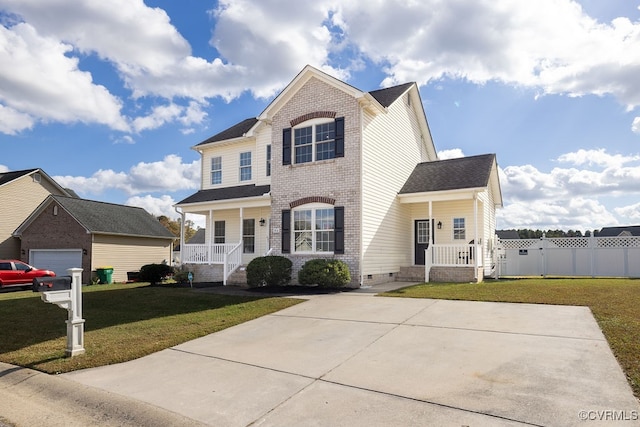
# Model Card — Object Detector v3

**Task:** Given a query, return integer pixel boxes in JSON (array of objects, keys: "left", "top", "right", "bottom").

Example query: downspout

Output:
[{"left": 359, "top": 105, "right": 365, "bottom": 287}]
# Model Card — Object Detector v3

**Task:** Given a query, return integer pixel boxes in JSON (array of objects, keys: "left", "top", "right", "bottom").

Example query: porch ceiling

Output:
[{"left": 398, "top": 187, "right": 485, "bottom": 204}]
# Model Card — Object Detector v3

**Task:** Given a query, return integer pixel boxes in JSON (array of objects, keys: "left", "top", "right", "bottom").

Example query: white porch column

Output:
[
  {"left": 208, "top": 209, "right": 213, "bottom": 264},
  {"left": 239, "top": 207, "right": 244, "bottom": 247},
  {"left": 474, "top": 193, "right": 479, "bottom": 280}
]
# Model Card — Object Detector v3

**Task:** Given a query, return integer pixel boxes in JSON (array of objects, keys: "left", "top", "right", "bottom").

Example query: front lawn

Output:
[
  {"left": 383, "top": 278, "right": 640, "bottom": 399},
  {"left": 0, "top": 283, "right": 302, "bottom": 374}
]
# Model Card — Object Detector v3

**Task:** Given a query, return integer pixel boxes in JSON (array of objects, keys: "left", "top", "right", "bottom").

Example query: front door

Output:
[{"left": 414, "top": 219, "right": 431, "bottom": 265}]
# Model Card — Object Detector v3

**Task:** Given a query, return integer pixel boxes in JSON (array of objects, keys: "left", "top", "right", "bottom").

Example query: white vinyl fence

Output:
[{"left": 496, "top": 235, "right": 640, "bottom": 278}]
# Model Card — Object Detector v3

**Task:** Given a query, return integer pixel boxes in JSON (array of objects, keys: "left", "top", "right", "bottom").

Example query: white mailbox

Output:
[{"left": 33, "top": 268, "right": 85, "bottom": 357}]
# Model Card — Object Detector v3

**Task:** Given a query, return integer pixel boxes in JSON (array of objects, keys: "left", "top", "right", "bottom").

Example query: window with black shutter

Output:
[{"left": 283, "top": 117, "right": 344, "bottom": 165}]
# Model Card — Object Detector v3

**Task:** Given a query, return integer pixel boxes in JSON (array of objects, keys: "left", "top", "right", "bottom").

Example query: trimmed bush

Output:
[
  {"left": 139, "top": 263, "right": 174, "bottom": 285},
  {"left": 298, "top": 259, "right": 351, "bottom": 288},
  {"left": 246, "top": 256, "right": 292, "bottom": 288}
]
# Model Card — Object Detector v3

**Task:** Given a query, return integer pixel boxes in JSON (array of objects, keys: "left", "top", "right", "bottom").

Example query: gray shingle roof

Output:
[
  {"left": 0, "top": 169, "right": 37, "bottom": 186},
  {"left": 368, "top": 83, "right": 414, "bottom": 108},
  {"left": 195, "top": 83, "right": 414, "bottom": 146},
  {"left": 598, "top": 226, "right": 640, "bottom": 237},
  {"left": 195, "top": 118, "right": 258, "bottom": 147},
  {"left": 399, "top": 154, "right": 496, "bottom": 194},
  {"left": 52, "top": 196, "right": 174, "bottom": 239},
  {"left": 177, "top": 184, "right": 271, "bottom": 205},
  {"left": 496, "top": 230, "right": 521, "bottom": 239}
]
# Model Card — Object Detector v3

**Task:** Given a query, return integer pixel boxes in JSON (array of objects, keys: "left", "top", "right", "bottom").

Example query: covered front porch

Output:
[
  {"left": 399, "top": 190, "right": 490, "bottom": 283},
  {"left": 175, "top": 187, "right": 271, "bottom": 285}
]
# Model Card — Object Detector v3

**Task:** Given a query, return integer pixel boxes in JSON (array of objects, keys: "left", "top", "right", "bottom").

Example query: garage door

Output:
[{"left": 30, "top": 249, "right": 82, "bottom": 277}]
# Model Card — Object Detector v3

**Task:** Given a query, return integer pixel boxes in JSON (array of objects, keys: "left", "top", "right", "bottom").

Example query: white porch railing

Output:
[
  {"left": 182, "top": 243, "right": 243, "bottom": 285},
  {"left": 425, "top": 244, "right": 482, "bottom": 283}
]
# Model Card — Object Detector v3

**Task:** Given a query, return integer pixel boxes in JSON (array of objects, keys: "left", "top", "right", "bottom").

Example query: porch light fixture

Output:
[
  {"left": 437, "top": 221, "right": 442, "bottom": 229},
  {"left": 259, "top": 218, "right": 266, "bottom": 226}
]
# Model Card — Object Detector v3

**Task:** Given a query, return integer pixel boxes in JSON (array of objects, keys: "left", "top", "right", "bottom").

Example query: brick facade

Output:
[
  {"left": 270, "top": 77, "right": 362, "bottom": 286},
  {"left": 19, "top": 201, "right": 92, "bottom": 284}
]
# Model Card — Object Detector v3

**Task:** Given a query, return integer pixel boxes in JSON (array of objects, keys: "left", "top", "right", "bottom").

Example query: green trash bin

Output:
[{"left": 96, "top": 267, "right": 114, "bottom": 284}]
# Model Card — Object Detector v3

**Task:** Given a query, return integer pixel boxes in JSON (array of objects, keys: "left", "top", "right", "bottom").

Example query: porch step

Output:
[
  {"left": 396, "top": 266, "right": 426, "bottom": 282},
  {"left": 225, "top": 266, "right": 247, "bottom": 286}
]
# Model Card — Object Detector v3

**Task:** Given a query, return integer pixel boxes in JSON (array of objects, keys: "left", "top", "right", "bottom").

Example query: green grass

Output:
[
  {"left": 0, "top": 283, "right": 302, "bottom": 374},
  {"left": 383, "top": 278, "right": 640, "bottom": 399}
]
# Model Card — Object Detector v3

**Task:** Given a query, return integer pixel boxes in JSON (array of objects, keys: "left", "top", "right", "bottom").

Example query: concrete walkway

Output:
[{"left": 59, "top": 284, "right": 639, "bottom": 427}]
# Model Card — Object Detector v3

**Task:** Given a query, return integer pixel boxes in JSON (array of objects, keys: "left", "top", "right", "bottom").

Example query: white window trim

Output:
[
  {"left": 239, "top": 151, "right": 252, "bottom": 182},
  {"left": 453, "top": 217, "right": 466, "bottom": 240},
  {"left": 293, "top": 118, "right": 336, "bottom": 165},
  {"left": 292, "top": 203, "right": 335, "bottom": 254},
  {"left": 211, "top": 156, "right": 222, "bottom": 185}
]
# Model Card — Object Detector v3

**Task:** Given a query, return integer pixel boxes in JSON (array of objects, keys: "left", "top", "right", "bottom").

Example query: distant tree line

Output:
[
  {"left": 507, "top": 229, "right": 601, "bottom": 239},
  {"left": 157, "top": 215, "right": 197, "bottom": 241}
]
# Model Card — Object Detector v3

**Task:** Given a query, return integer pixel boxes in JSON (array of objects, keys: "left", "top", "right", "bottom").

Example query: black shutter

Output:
[
  {"left": 283, "top": 128, "right": 292, "bottom": 165},
  {"left": 334, "top": 206, "right": 344, "bottom": 254},
  {"left": 335, "top": 117, "right": 344, "bottom": 158},
  {"left": 282, "top": 209, "right": 291, "bottom": 253}
]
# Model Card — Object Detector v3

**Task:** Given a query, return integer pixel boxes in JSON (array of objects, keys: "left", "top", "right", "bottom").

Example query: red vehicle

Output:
[{"left": 0, "top": 260, "right": 56, "bottom": 288}]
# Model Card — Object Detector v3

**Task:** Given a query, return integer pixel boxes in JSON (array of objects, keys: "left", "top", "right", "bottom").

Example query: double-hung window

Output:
[
  {"left": 266, "top": 144, "right": 271, "bottom": 177},
  {"left": 214, "top": 221, "right": 225, "bottom": 244},
  {"left": 293, "top": 206, "right": 335, "bottom": 253},
  {"left": 283, "top": 117, "right": 344, "bottom": 166},
  {"left": 453, "top": 218, "right": 466, "bottom": 240},
  {"left": 211, "top": 157, "right": 222, "bottom": 185},
  {"left": 243, "top": 219, "right": 255, "bottom": 253},
  {"left": 294, "top": 120, "right": 335, "bottom": 164},
  {"left": 239, "top": 152, "right": 252, "bottom": 181}
]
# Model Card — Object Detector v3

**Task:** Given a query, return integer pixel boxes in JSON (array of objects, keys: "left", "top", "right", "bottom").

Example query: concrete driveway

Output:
[{"left": 64, "top": 288, "right": 640, "bottom": 426}]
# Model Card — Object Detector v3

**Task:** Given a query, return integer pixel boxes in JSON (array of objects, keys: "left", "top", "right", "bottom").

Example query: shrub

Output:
[
  {"left": 173, "top": 270, "right": 191, "bottom": 284},
  {"left": 298, "top": 259, "right": 351, "bottom": 288},
  {"left": 246, "top": 256, "right": 292, "bottom": 288},
  {"left": 139, "top": 263, "right": 174, "bottom": 285}
]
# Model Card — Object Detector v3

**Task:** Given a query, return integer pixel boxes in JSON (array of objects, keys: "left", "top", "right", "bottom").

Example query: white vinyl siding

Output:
[
  {"left": 91, "top": 235, "right": 172, "bottom": 283},
  {"left": 361, "top": 92, "right": 433, "bottom": 276},
  {"left": 200, "top": 140, "right": 256, "bottom": 190},
  {"left": 0, "top": 174, "right": 67, "bottom": 259}
]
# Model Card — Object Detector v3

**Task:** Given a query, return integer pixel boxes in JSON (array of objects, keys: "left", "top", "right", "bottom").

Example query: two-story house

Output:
[{"left": 175, "top": 65, "right": 502, "bottom": 286}]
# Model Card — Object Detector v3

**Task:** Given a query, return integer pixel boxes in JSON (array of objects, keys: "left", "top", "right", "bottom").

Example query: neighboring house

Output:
[
  {"left": 175, "top": 65, "right": 502, "bottom": 286},
  {"left": 598, "top": 226, "right": 640, "bottom": 237},
  {"left": 496, "top": 230, "right": 521, "bottom": 240},
  {"left": 0, "top": 169, "right": 73, "bottom": 260},
  {"left": 13, "top": 195, "right": 175, "bottom": 284}
]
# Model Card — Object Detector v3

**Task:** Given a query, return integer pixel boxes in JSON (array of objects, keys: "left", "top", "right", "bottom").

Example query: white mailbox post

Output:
[{"left": 35, "top": 268, "right": 85, "bottom": 357}]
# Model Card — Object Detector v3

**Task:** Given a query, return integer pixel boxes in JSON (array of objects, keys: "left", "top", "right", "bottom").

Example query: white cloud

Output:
[
  {"left": 614, "top": 202, "right": 640, "bottom": 220},
  {"left": 557, "top": 148, "right": 640, "bottom": 168},
  {"left": 334, "top": 0, "right": 640, "bottom": 107},
  {"left": 633, "top": 116, "right": 640, "bottom": 134},
  {"left": 0, "top": 164, "right": 9, "bottom": 172},
  {"left": 54, "top": 155, "right": 200, "bottom": 196},
  {"left": 0, "top": 22, "right": 128, "bottom": 134},
  {"left": 497, "top": 197, "right": 617, "bottom": 231},
  {"left": 497, "top": 147, "right": 640, "bottom": 230},
  {"left": 126, "top": 194, "right": 177, "bottom": 218},
  {"left": 0, "top": 104, "right": 34, "bottom": 134},
  {"left": 4, "top": 0, "right": 639, "bottom": 134},
  {"left": 437, "top": 148, "right": 465, "bottom": 159}
]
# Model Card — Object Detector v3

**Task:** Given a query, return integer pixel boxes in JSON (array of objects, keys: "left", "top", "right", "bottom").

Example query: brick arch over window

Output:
[
  {"left": 290, "top": 111, "right": 336, "bottom": 127},
  {"left": 289, "top": 196, "right": 335, "bottom": 209}
]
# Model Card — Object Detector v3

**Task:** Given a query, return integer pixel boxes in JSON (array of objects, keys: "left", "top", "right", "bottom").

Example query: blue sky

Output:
[{"left": 1, "top": 0, "right": 639, "bottom": 233}]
